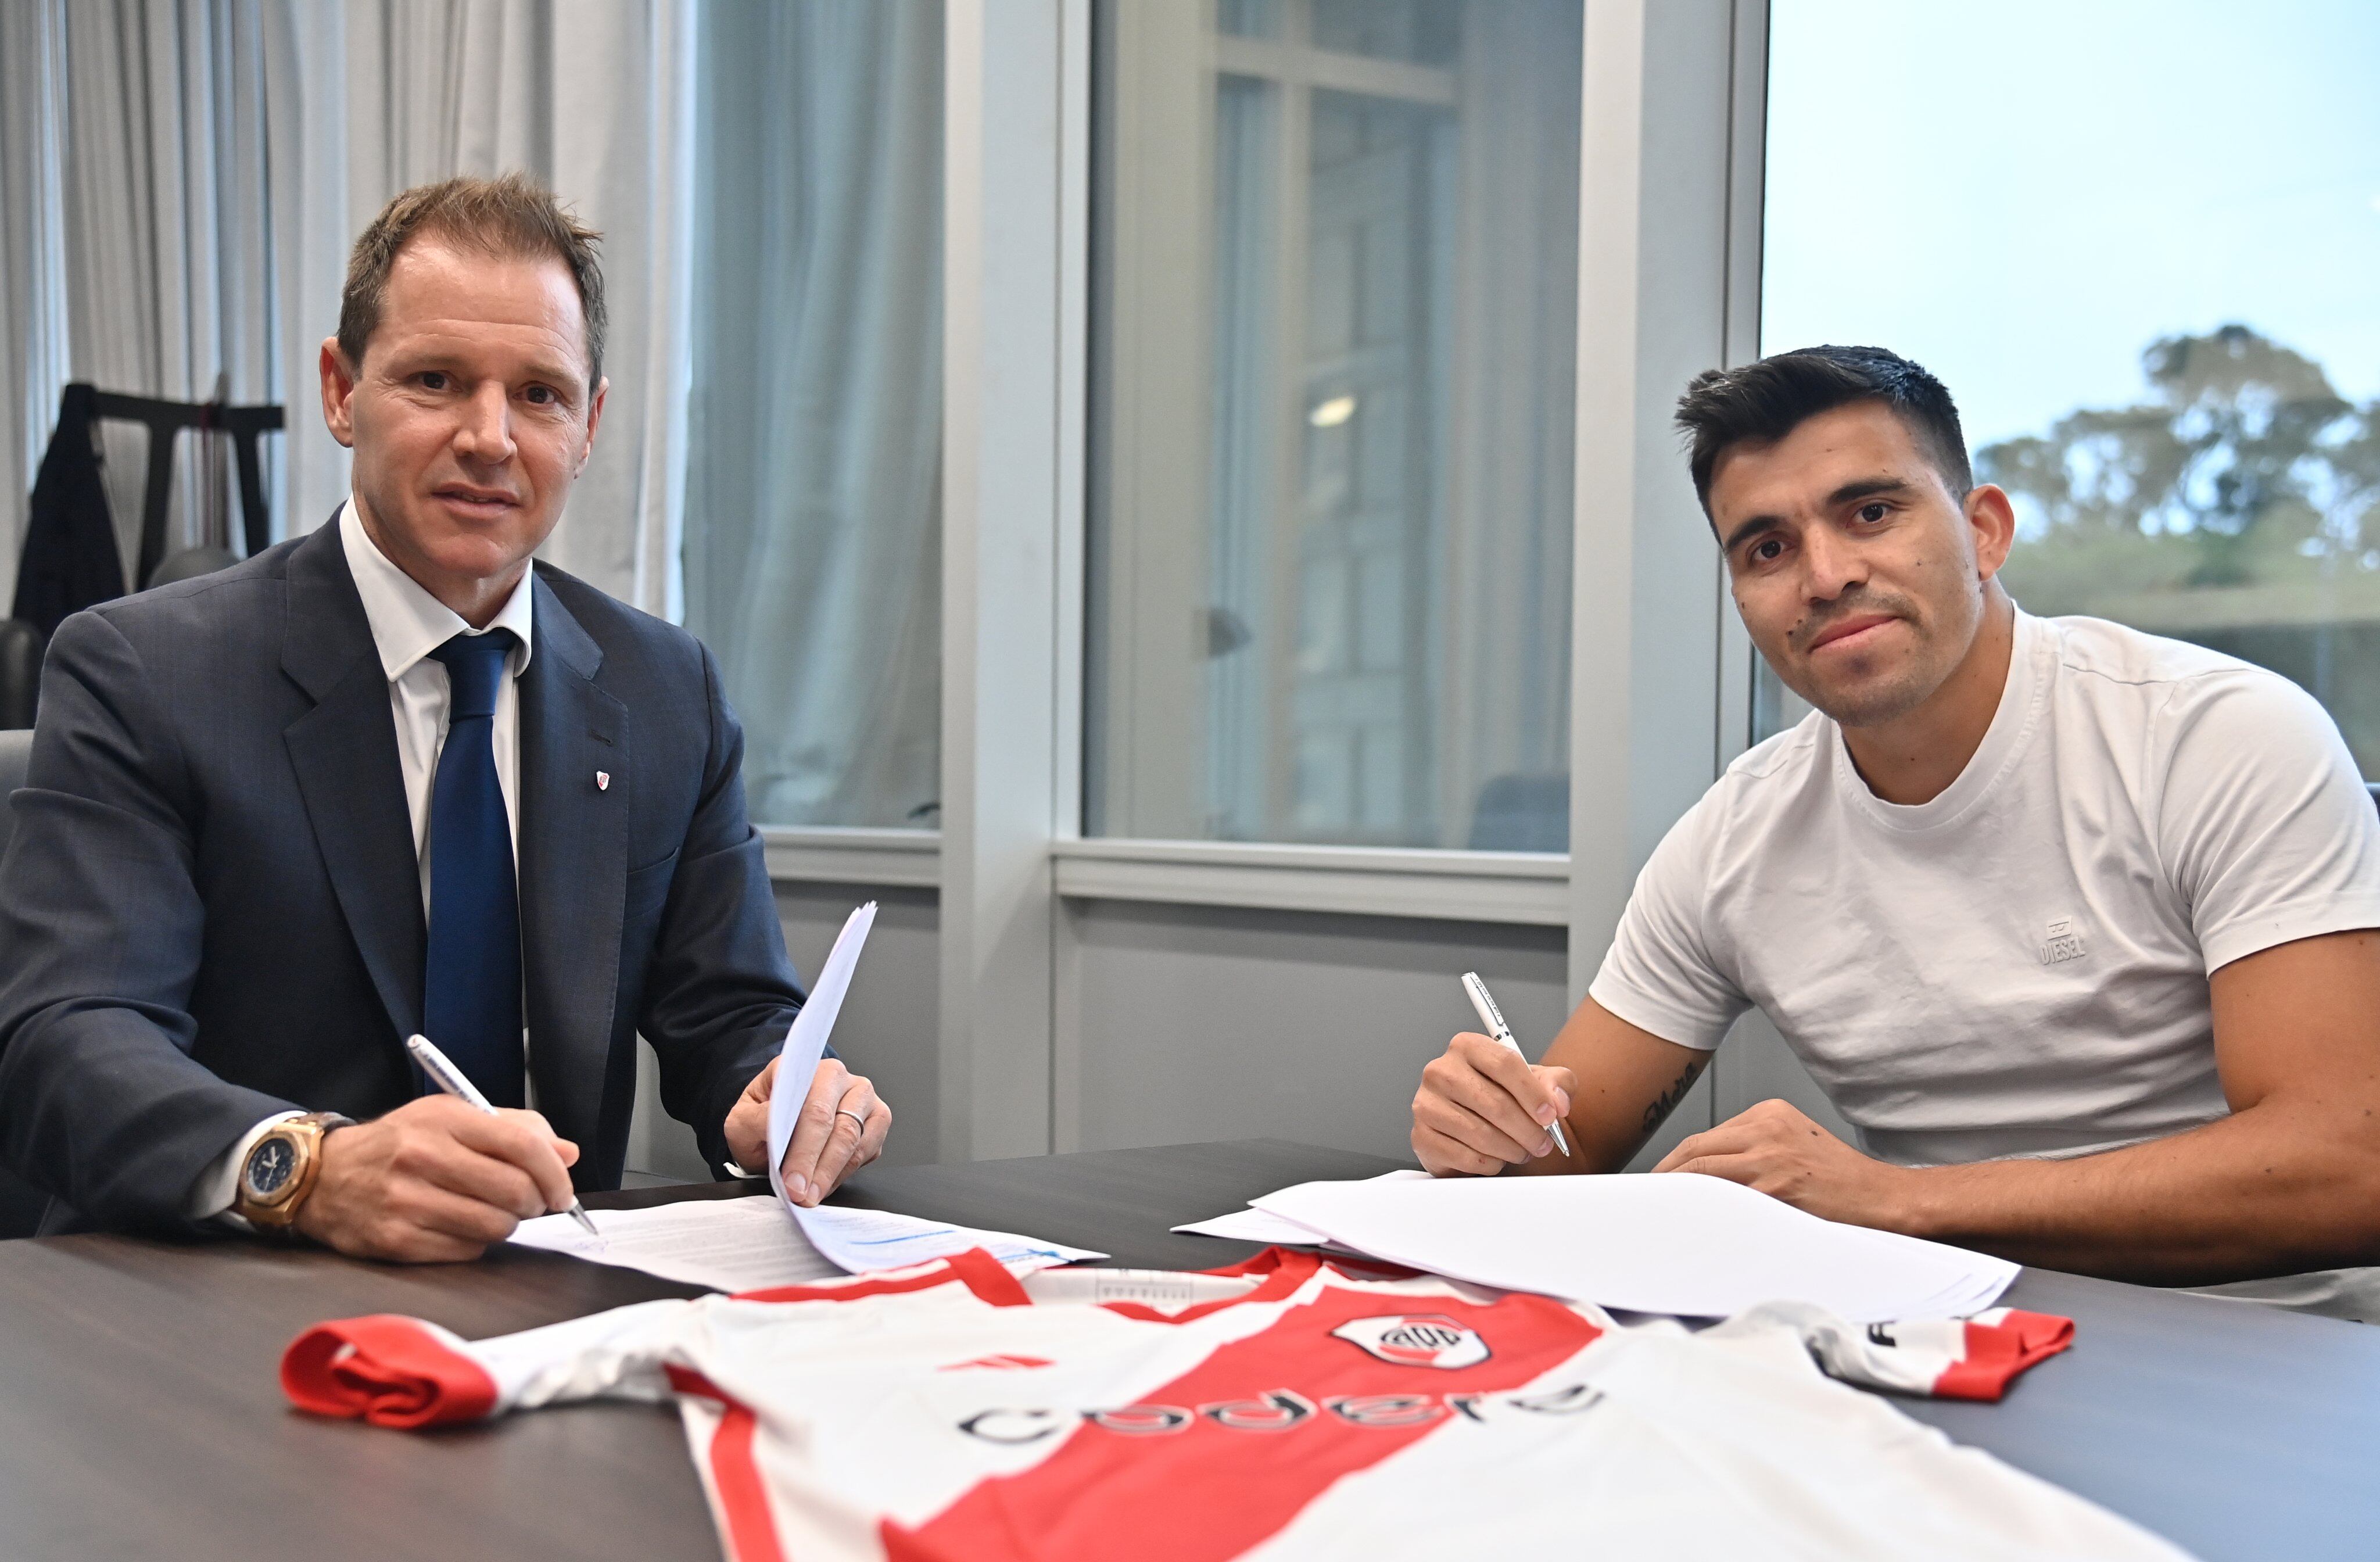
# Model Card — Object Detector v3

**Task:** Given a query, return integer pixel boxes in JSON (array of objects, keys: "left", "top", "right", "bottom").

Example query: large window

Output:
[
  {"left": 1085, "top": 0, "right": 1580, "bottom": 850},
  {"left": 683, "top": 1, "right": 945, "bottom": 829},
  {"left": 1760, "top": 1, "right": 2380, "bottom": 765}
]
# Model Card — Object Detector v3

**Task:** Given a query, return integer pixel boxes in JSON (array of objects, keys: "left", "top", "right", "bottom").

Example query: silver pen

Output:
[
  {"left": 406, "top": 1033, "right": 602, "bottom": 1238},
  {"left": 1460, "top": 972, "right": 1573, "bottom": 1158}
]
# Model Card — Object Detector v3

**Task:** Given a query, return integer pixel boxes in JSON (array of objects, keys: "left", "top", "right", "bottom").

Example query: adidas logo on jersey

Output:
[{"left": 1331, "top": 1314, "right": 1492, "bottom": 1370}]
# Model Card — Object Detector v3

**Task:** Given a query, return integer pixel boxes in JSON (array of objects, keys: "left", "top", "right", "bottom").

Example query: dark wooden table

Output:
[{"left": 1, "top": 1140, "right": 2375, "bottom": 1561}]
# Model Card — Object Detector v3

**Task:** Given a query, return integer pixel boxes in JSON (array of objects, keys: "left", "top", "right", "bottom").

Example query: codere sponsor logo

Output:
[
  {"left": 956, "top": 1383, "right": 1601, "bottom": 1444},
  {"left": 1329, "top": 1314, "right": 1492, "bottom": 1369}
]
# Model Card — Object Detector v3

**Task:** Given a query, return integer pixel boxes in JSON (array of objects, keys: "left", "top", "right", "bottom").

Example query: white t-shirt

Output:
[{"left": 1590, "top": 608, "right": 2380, "bottom": 1319}]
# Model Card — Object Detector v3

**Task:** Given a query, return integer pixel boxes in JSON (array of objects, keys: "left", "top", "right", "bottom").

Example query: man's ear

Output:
[
  {"left": 576, "top": 376, "right": 610, "bottom": 476},
  {"left": 1966, "top": 482, "right": 2017, "bottom": 582},
  {"left": 319, "top": 338, "right": 359, "bottom": 449}
]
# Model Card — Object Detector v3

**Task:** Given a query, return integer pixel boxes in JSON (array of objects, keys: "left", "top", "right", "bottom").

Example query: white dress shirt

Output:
[{"left": 187, "top": 499, "right": 537, "bottom": 1220}]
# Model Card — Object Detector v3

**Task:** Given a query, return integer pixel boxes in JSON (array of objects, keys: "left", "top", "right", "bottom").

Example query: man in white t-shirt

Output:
[{"left": 1409, "top": 345, "right": 2380, "bottom": 1320}]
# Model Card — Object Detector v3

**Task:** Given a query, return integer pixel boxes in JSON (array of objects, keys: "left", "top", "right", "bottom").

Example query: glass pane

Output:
[
  {"left": 1217, "top": 0, "right": 1281, "bottom": 40},
  {"left": 1758, "top": 1, "right": 2380, "bottom": 766},
  {"left": 1310, "top": 0, "right": 1462, "bottom": 66},
  {"left": 683, "top": 0, "right": 944, "bottom": 827},
  {"left": 1088, "top": 0, "right": 1579, "bottom": 848}
]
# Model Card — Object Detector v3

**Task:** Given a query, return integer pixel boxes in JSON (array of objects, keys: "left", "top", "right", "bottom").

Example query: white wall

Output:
[{"left": 1060, "top": 901, "right": 1566, "bottom": 1161}]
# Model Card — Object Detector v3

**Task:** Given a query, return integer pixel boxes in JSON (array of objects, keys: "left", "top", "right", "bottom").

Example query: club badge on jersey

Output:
[{"left": 1329, "top": 1314, "right": 1490, "bottom": 1370}]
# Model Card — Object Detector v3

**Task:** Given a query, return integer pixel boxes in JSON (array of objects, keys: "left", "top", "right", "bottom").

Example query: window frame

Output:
[
  {"left": 1086, "top": 0, "right": 1498, "bottom": 852},
  {"left": 759, "top": 0, "right": 1768, "bottom": 1158},
  {"left": 1052, "top": 0, "right": 1763, "bottom": 937},
  {"left": 757, "top": 0, "right": 1768, "bottom": 925}
]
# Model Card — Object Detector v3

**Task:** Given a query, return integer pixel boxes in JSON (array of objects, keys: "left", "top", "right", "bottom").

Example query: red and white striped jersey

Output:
[{"left": 284, "top": 1248, "right": 2185, "bottom": 1562}]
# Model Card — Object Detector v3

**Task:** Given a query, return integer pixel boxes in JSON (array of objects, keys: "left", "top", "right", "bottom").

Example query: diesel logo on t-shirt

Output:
[{"left": 2039, "top": 917, "right": 2088, "bottom": 966}]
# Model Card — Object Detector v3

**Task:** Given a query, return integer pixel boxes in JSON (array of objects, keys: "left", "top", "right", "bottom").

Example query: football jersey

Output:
[{"left": 283, "top": 1248, "right": 2186, "bottom": 1562}]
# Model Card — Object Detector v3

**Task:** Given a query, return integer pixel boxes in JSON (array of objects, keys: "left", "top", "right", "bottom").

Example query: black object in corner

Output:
[{"left": 12, "top": 382, "right": 286, "bottom": 633}]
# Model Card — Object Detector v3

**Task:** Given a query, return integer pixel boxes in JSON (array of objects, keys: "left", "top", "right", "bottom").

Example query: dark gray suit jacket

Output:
[{"left": 0, "top": 521, "right": 802, "bottom": 1234}]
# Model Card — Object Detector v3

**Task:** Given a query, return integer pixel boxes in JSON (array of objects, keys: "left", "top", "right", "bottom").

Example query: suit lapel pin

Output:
[{"left": 596, "top": 771, "right": 611, "bottom": 791}]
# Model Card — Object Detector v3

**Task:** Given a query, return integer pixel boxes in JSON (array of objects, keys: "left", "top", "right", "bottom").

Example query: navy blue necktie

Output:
[{"left": 423, "top": 629, "right": 524, "bottom": 1109}]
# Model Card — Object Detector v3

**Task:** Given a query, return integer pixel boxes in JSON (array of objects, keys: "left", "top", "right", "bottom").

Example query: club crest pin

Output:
[{"left": 595, "top": 771, "right": 611, "bottom": 791}]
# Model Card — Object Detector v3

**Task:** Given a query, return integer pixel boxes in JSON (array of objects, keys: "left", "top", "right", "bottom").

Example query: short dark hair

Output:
[
  {"left": 1673, "top": 346, "right": 1971, "bottom": 514},
  {"left": 337, "top": 173, "right": 607, "bottom": 390}
]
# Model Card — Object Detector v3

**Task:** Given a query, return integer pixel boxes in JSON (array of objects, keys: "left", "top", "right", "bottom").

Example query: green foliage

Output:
[{"left": 1981, "top": 326, "right": 2380, "bottom": 617}]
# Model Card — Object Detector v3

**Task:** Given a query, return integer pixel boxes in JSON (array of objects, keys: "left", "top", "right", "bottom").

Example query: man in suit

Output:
[{"left": 0, "top": 174, "right": 890, "bottom": 1260}]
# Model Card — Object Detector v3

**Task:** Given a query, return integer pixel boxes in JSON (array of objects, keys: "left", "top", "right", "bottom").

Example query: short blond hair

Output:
[{"left": 337, "top": 173, "right": 607, "bottom": 389}]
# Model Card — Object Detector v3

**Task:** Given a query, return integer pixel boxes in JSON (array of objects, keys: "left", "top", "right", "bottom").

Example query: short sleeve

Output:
[
  {"left": 1587, "top": 794, "right": 1751, "bottom": 1049},
  {"left": 2153, "top": 669, "right": 2380, "bottom": 975}
]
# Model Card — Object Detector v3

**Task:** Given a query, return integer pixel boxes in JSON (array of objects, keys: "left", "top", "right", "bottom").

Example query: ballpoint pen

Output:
[
  {"left": 1460, "top": 972, "right": 1573, "bottom": 1158},
  {"left": 406, "top": 1033, "right": 603, "bottom": 1238}
]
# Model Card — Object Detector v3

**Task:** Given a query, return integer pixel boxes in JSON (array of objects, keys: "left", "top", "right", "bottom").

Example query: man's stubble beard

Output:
[
  {"left": 1775, "top": 589, "right": 1954, "bottom": 730},
  {"left": 1804, "top": 654, "right": 1941, "bottom": 730}
]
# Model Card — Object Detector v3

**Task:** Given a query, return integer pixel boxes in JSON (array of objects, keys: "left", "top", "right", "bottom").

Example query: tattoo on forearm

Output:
[{"left": 1641, "top": 1059, "right": 1706, "bottom": 1134}]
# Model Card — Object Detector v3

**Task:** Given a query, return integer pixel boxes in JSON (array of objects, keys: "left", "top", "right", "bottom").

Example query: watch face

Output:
[{"left": 245, "top": 1137, "right": 296, "bottom": 1199}]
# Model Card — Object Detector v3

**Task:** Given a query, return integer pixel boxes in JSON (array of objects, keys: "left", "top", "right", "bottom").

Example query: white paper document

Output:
[
  {"left": 1170, "top": 1206, "right": 1338, "bottom": 1245},
  {"left": 511, "top": 1196, "right": 847, "bottom": 1292},
  {"left": 1250, "top": 1172, "right": 2017, "bottom": 1322},
  {"left": 791, "top": 1201, "right": 1107, "bottom": 1273},
  {"left": 514, "top": 1195, "right": 1106, "bottom": 1292},
  {"left": 767, "top": 901, "right": 876, "bottom": 1203},
  {"left": 1171, "top": 1172, "right": 1431, "bottom": 1248}
]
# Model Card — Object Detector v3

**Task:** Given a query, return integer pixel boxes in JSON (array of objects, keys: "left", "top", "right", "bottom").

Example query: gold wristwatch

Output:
[{"left": 234, "top": 1112, "right": 354, "bottom": 1230}]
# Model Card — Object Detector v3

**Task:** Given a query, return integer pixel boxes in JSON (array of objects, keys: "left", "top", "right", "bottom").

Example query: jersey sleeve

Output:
[
  {"left": 1587, "top": 795, "right": 1751, "bottom": 1051},
  {"left": 1705, "top": 1301, "right": 2076, "bottom": 1403},
  {"left": 282, "top": 1298, "right": 693, "bottom": 1428},
  {"left": 2152, "top": 669, "right": 2380, "bottom": 975}
]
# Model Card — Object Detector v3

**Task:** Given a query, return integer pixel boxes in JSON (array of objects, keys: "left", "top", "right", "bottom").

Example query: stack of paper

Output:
[
  {"left": 519, "top": 902, "right": 1111, "bottom": 1293},
  {"left": 788, "top": 1201, "right": 1105, "bottom": 1273},
  {"left": 513, "top": 1196, "right": 846, "bottom": 1291},
  {"left": 514, "top": 1195, "right": 1105, "bottom": 1292},
  {"left": 1170, "top": 1170, "right": 1432, "bottom": 1249},
  {"left": 1182, "top": 1171, "right": 2017, "bottom": 1323},
  {"left": 1170, "top": 1206, "right": 1340, "bottom": 1246}
]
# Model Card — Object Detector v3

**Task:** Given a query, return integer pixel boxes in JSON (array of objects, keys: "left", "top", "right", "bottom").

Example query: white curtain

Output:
[
  {"left": 0, "top": 0, "right": 693, "bottom": 618},
  {"left": 0, "top": 0, "right": 315, "bottom": 601},
  {"left": 0, "top": 3, "right": 71, "bottom": 609},
  {"left": 340, "top": 0, "right": 695, "bottom": 615},
  {"left": 2, "top": 0, "right": 945, "bottom": 827},
  {"left": 680, "top": 0, "right": 944, "bottom": 828}
]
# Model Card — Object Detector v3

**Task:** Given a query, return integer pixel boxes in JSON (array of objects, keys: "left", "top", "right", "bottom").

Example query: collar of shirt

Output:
[{"left": 336, "top": 498, "right": 536, "bottom": 682}]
